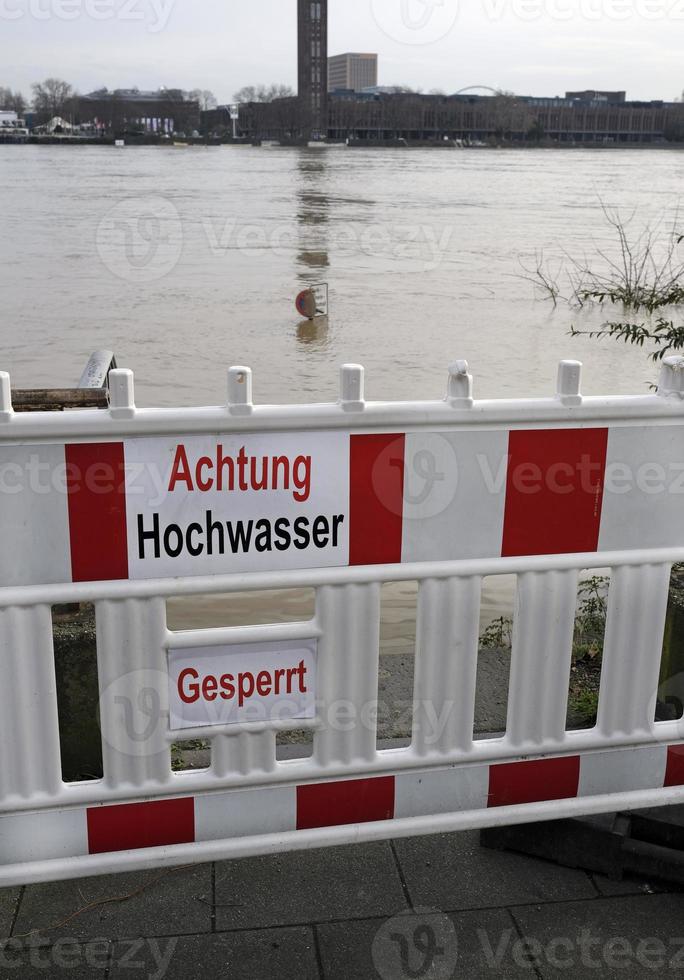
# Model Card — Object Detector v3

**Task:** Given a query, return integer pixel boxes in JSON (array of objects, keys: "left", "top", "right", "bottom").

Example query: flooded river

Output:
[{"left": 2, "top": 144, "right": 681, "bottom": 400}]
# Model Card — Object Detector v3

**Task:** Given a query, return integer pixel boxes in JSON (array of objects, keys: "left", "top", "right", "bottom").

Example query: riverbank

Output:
[
  {"left": 2, "top": 136, "right": 683, "bottom": 149},
  {"left": 24, "top": 134, "right": 230, "bottom": 147}
]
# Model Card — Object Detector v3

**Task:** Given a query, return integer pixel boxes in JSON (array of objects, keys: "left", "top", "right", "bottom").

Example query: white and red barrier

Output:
[
  {"left": 2, "top": 422, "right": 684, "bottom": 587},
  {"left": 3, "top": 742, "right": 684, "bottom": 884},
  {"left": 0, "top": 357, "right": 683, "bottom": 886}
]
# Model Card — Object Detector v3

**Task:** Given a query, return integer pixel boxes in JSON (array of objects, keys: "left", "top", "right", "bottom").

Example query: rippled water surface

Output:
[{"left": 1, "top": 144, "right": 682, "bottom": 404}]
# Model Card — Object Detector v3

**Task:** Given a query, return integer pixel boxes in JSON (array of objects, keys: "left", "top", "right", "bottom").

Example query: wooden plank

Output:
[{"left": 11, "top": 388, "right": 109, "bottom": 413}]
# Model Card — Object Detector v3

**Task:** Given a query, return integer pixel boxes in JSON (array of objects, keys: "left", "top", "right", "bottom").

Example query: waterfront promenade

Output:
[{"left": 1, "top": 827, "right": 682, "bottom": 978}]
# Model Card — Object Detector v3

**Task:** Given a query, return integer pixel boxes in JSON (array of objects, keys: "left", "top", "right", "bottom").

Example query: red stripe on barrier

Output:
[
  {"left": 296, "top": 777, "right": 395, "bottom": 830},
  {"left": 349, "top": 434, "right": 405, "bottom": 566},
  {"left": 664, "top": 745, "right": 684, "bottom": 787},
  {"left": 87, "top": 798, "right": 195, "bottom": 855},
  {"left": 488, "top": 757, "right": 581, "bottom": 808},
  {"left": 66, "top": 442, "right": 129, "bottom": 582},
  {"left": 501, "top": 428, "right": 608, "bottom": 557}
]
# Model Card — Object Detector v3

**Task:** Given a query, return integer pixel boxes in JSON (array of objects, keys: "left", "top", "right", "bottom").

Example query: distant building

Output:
[
  {"left": 360, "top": 86, "right": 403, "bottom": 95},
  {"left": 201, "top": 104, "right": 239, "bottom": 138},
  {"left": 328, "top": 53, "right": 378, "bottom": 93},
  {"left": 239, "top": 0, "right": 683, "bottom": 146},
  {"left": 74, "top": 89, "right": 200, "bottom": 135},
  {"left": 0, "top": 110, "right": 29, "bottom": 141},
  {"left": 241, "top": 87, "right": 684, "bottom": 146},
  {"left": 566, "top": 90, "right": 626, "bottom": 105},
  {"left": 298, "top": 0, "right": 328, "bottom": 140}
]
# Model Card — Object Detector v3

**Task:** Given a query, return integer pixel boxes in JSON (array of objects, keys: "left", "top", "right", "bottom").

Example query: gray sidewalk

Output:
[{"left": 2, "top": 828, "right": 683, "bottom": 979}]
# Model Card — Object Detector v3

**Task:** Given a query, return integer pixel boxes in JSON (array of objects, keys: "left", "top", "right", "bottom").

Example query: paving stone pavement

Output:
[{"left": 0, "top": 830, "right": 681, "bottom": 979}]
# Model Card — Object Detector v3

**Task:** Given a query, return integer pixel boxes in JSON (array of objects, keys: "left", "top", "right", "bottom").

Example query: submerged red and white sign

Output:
[{"left": 167, "top": 638, "right": 317, "bottom": 731}]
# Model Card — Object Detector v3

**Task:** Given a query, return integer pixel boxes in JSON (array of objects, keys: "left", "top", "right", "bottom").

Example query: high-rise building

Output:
[
  {"left": 328, "top": 53, "right": 378, "bottom": 93},
  {"left": 298, "top": 0, "right": 328, "bottom": 140}
]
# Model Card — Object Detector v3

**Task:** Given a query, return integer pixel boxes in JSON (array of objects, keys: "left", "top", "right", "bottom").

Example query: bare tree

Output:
[
  {"left": 233, "top": 85, "right": 257, "bottom": 103},
  {"left": 233, "top": 83, "right": 295, "bottom": 103},
  {"left": 188, "top": 89, "right": 218, "bottom": 111},
  {"left": 0, "top": 87, "right": 27, "bottom": 113},
  {"left": 267, "top": 84, "right": 295, "bottom": 101},
  {"left": 32, "top": 78, "right": 75, "bottom": 122},
  {"left": 489, "top": 92, "right": 534, "bottom": 141}
]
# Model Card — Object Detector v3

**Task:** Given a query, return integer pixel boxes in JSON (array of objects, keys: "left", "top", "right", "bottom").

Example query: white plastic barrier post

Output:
[
  {"left": 0, "top": 371, "right": 12, "bottom": 422},
  {"left": 108, "top": 368, "right": 135, "bottom": 420},
  {"left": 556, "top": 360, "right": 582, "bottom": 407},
  {"left": 227, "top": 366, "right": 253, "bottom": 416},
  {"left": 659, "top": 355, "right": 684, "bottom": 399},
  {"left": 339, "top": 364, "right": 365, "bottom": 412}
]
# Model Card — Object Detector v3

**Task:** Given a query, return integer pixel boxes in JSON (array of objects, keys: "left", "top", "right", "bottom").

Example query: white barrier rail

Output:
[{"left": 1, "top": 357, "right": 684, "bottom": 886}]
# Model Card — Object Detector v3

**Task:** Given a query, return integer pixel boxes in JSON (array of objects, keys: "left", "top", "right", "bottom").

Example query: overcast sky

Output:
[{"left": 2, "top": 0, "right": 682, "bottom": 103}]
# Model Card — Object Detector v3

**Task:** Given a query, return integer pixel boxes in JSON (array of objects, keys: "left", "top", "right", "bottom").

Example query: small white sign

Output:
[{"left": 168, "top": 638, "right": 317, "bottom": 731}]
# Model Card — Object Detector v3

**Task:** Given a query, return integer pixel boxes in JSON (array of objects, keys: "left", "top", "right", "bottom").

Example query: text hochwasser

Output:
[{"left": 137, "top": 510, "right": 346, "bottom": 560}]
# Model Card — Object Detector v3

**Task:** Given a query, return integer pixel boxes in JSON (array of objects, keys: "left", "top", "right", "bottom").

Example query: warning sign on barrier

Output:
[
  {"left": 125, "top": 432, "right": 350, "bottom": 579},
  {"left": 168, "top": 638, "right": 318, "bottom": 731}
]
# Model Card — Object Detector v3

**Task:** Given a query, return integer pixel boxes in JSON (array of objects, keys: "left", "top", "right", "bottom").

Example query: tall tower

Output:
[{"left": 298, "top": 0, "right": 328, "bottom": 140}]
